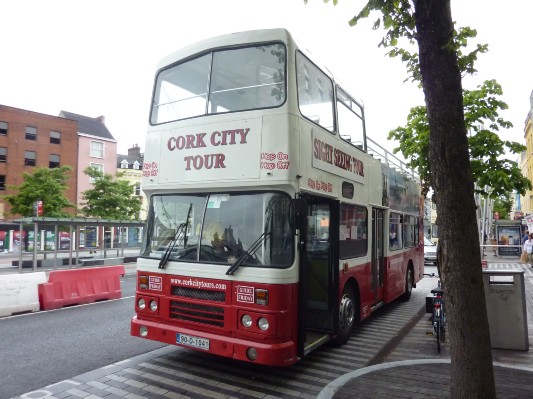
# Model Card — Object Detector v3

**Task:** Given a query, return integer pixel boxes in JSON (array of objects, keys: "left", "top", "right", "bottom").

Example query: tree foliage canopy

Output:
[
  {"left": 2, "top": 166, "right": 75, "bottom": 217},
  {"left": 341, "top": 0, "right": 530, "bottom": 201},
  {"left": 492, "top": 193, "right": 513, "bottom": 219},
  {"left": 80, "top": 166, "right": 142, "bottom": 220},
  {"left": 388, "top": 79, "right": 531, "bottom": 198},
  {"left": 346, "top": 0, "right": 487, "bottom": 82}
]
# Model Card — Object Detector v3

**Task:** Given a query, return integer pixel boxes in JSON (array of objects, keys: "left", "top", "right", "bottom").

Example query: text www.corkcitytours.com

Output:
[{"left": 171, "top": 278, "right": 227, "bottom": 290}]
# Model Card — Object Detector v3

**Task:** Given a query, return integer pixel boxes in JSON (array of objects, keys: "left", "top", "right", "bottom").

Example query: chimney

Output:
[
  {"left": 97, "top": 115, "right": 105, "bottom": 124},
  {"left": 128, "top": 144, "right": 141, "bottom": 157}
]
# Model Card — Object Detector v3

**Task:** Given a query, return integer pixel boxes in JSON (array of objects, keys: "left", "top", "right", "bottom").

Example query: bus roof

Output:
[
  {"left": 157, "top": 28, "right": 294, "bottom": 71},
  {"left": 155, "top": 28, "right": 364, "bottom": 111}
]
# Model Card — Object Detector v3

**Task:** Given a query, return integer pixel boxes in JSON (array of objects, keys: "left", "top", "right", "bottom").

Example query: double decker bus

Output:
[{"left": 131, "top": 28, "right": 424, "bottom": 366}]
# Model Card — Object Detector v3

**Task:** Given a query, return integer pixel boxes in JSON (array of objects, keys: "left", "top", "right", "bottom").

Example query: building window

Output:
[
  {"left": 0, "top": 147, "right": 6, "bottom": 162},
  {"left": 50, "top": 131, "right": 61, "bottom": 144},
  {"left": 90, "top": 162, "right": 104, "bottom": 172},
  {"left": 90, "top": 141, "right": 104, "bottom": 158},
  {"left": 89, "top": 162, "right": 104, "bottom": 183},
  {"left": 0, "top": 175, "right": 5, "bottom": 190},
  {"left": 25, "top": 150, "right": 36, "bottom": 166},
  {"left": 431, "top": 224, "right": 439, "bottom": 240},
  {"left": 120, "top": 159, "right": 129, "bottom": 169},
  {"left": 0, "top": 121, "right": 7, "bottom": 135},
  {"left": 26, "top": 126, "right": 37, "bottom": 140},
  {"left": 49, "top": 154, "right": 60, "bottom": 168}
]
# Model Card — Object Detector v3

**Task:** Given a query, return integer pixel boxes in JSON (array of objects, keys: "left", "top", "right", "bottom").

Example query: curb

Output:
[{"left": 316, "top": 358, "right": 533, "bottom": 399}]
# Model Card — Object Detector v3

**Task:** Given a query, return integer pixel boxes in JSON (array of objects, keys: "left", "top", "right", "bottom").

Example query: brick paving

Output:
[{"left": 322, "top": 256, "right": 533, "bottom": 399}]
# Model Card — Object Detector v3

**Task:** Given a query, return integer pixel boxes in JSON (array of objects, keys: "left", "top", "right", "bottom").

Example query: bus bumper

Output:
[{"left": 131, "top": 316, "right": 298, "bottom": 367}]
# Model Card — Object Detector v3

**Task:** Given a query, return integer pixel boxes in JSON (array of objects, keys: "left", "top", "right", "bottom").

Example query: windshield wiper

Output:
[
  {"left": 158, "top": 203, "right": 193, "bottom": 269},
  {"left": 226, "top": 231, "right": 270, "bottom": 275},
  {"left": 158, "top": 223, "right": 186, "bottom": 269}
]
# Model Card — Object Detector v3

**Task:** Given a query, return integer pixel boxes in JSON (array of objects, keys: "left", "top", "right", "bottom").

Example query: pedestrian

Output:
[
  {"left": 524, "top": 234, "right": 533, "bottom": 267},
  {"left": 521, "top": 241, "right": 529, "bottom": 263},
  {"left": 522, "top": 230, "right": 530, "bottom": 245},
  {"left": 491, "top": 236, "right": 497, "bottom": 256}
]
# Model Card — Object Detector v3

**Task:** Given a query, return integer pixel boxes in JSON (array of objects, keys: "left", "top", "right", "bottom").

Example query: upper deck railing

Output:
[{"left": 366, "top": 136, "right": 419, "bottom": 182}]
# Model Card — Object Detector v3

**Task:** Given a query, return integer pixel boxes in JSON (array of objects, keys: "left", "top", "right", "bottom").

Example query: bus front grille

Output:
[
  {"left": 171, "top": 286, "right": 226, "bottom": 302},
  {"left": 169, "top": 300, "right": 224, "bottom": 327}
]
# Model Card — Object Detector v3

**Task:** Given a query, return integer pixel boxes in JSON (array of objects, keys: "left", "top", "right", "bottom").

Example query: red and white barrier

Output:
[
  {"left": 38, "top": 265, "right": 125, "bottom": 311},
  {"left": 0, "top": 272, "right": 47, "bottom": 317}
]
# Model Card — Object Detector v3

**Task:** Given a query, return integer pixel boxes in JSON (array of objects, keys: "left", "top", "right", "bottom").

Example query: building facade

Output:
[
  {"left": 519, "top": 91, "right": 533, "bottom": 217},
  {"left": 117, "top": 143, "right": 147, "bottom": 220},
  {"left": 59, "top": 111, "right": 117, "bottom": 209},
  {"left": 0, "top": 105, "right": 78, "bottom": 219},
  {"left": 117, "top": 144, "right": 146, "bottom": 246}
]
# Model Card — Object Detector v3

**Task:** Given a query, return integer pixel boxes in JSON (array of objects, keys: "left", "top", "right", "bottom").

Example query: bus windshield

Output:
[
  {"left": 142, "top": 192, "right": 294, "bottom": 268},
  {"left": 151, "top": 43, "right": 286, "bottom": 124}
]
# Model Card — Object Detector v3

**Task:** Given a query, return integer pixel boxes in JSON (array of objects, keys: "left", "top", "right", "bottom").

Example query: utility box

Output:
[{"left": 483, "top": 270, "right": 529, "bottom": 351}]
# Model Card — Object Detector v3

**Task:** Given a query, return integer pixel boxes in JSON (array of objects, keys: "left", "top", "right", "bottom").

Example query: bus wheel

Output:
[
  {"left": 400, "top": 267, "right": 413, "bottom": 301},
  {"left": 333, "top": 284, "right": 357, "bottom": 346}
]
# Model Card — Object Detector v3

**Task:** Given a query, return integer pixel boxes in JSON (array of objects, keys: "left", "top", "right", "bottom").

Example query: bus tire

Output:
[
  {"left": 332, "top": 284, "right": 357, "bottom": 346},
  {"left": 400, "top": 266, "right": 413, "bottom": 301}
]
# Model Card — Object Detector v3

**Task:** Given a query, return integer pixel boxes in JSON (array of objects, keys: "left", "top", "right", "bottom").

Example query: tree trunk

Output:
[{"left": 414, "top": 1, "right": 496, "bottom": 397}]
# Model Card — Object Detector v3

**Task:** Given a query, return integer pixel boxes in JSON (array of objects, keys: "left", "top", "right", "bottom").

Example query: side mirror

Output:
[{"left": 290, "top": 198, "right": 306, "bottom": 231}]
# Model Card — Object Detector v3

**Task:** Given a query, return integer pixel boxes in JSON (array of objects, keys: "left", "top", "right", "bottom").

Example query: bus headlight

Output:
[
  {"left": 150, "top": 300, "right": 158, "bottom": 312},
  {"left": 241, "top": 314, "right": 253, "bottom": 328},
  {"left": 138, "top": 298, "right": 146, "bottom": 310},
  {"left": 257, "top": 317, "right": 269, "bottom": 331}
]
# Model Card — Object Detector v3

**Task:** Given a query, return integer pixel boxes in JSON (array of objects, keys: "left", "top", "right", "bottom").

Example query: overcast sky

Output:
[{"left": 2, "top": 0, "right": 531, "bottom": 156}]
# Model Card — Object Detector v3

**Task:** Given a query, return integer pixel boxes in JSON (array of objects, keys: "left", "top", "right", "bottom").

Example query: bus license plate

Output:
[{"left": 176, "top": 333, "right": 210, "bottom": 350}]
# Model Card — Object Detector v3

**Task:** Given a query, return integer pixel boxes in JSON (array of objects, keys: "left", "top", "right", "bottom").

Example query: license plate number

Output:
[{"left": 176, "top": 333, "right": 210, "bottom": 350}]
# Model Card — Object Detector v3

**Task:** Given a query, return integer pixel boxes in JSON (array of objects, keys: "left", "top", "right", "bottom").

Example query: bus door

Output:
[
  {"left": 297, "top": 196, "right": 339, "bottom": 357},
  {"left": 371, "top": 208, "right": 385, "bottom": 307}
]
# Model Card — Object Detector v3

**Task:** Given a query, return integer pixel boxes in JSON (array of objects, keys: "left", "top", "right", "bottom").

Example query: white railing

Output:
[{"left": 366, "top": 136, "right": 419, "bottom": 181}]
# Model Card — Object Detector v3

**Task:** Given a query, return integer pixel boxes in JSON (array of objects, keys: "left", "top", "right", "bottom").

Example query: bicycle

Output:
[{"left": 424, "top": 273, "right": 446, "bottom": 353}]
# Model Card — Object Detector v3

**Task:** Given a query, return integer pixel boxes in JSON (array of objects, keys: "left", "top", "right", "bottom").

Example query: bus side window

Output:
[
  {"left": 389, "top": 212, "right": 403, "bottom": 250},
  {"left": 339, "top": 204, "right": 367, "bottom": 259},
  {"left": 337, "top": 87, "right": 365, "bottom": 151},
  {"left": 296, "top": 52, "right": 335, "bottom": 132}
]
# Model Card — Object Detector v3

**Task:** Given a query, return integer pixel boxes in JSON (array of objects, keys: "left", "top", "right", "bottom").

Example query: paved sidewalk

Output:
[
  {"left": 321, "top": 360, "right": 533, "bottom": 398},
  {"left": 319, "top": 255, "right": 533, "bottom": 398}
]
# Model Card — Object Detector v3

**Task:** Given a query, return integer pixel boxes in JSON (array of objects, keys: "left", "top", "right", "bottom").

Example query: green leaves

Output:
[
  {"left": 454, "top": 28, "right": 488, "bottom": 76},
  {"left": 389, "top": 80, "right": 530, "bottom": 199},
  {"left": 493, "top": 193, "right": 513, "bottom": 219},
  {"left": 347, "top": 1, "right": 487, "bottom": 83},
  {"left": 388, "top": 105, "right": 431, "bottom": 196},
  {"left": 80, "top": 166, "right": 142, "bottom": 220},
  {"left": 2, "top": 166, "right": 75, "bottom": 217},
  {"left": 344, "top": 1, "right": 528, "bottom": 200},
  {"left": 308, "top": 0, "right": 529, "bottom": 201}
]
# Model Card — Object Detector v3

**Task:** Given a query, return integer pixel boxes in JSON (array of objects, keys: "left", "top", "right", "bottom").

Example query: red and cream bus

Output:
[{"left": 131, "top": 28, "right": 424, "bottom": 366}]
